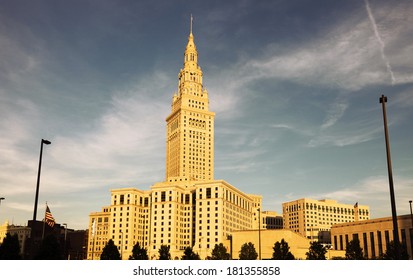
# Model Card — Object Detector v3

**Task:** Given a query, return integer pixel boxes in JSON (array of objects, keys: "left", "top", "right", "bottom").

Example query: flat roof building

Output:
[
  {"left": 283, "top": 198, "right": 370, "bottom": 243},
  {"left": 331, "top": 214, "right": 413, "bottom": 259}
]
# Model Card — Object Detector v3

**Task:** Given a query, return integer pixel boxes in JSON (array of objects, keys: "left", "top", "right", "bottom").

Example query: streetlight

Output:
[
  {"left": 0, "top": 197, "right": 4, "bottom": 206},
  {"left": 227, "top": 234, "right": 233, "bottom": 260},
  {"left": 379, "top": 95, "right": 400, "bottom": 259},
  {"left": 120, "top": 230, "right": 124, "bottom": 260},
  {"left": 63, "top": 223, "right": 68, "bottom": 259},
  {"left": 33, "top": 139, "right": 51, "bottom": 221}
]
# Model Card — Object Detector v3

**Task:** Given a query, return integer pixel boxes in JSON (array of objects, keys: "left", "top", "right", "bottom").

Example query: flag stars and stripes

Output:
[{"left": 45, "top": 205, "right": 56, "bottom": 227}]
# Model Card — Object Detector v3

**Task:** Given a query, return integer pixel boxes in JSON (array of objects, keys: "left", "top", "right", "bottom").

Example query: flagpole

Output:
[
  {"left": 42, "top": 202, "right": 47, "bottom": 240},
  {"left": 91, "top": 218, "right": 96, "bottom": 260},
  {"left": 92, "top": 235, "right": 95, "bottom": 260}
]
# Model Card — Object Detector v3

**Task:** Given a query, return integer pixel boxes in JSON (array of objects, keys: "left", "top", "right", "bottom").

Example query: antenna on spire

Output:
[{"left": 190, "top": 14, "right": 193, "bottom": 34}]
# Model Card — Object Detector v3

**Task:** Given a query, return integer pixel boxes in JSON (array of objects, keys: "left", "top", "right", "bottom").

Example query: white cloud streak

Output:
[
  {"left": 364, "top": 0, "right": 396, "bottom": 85},
  {"left": 215, "top": 1, "right": 413, "bottom": 93},
  {"left": 321, "top": 98, "right": 349, "bottom": 130}
]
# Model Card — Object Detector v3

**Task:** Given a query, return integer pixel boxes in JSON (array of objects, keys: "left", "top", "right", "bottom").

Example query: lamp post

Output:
[
  {"left": 63, "top": 223, "right": 68, "bottom": 259},
  {"left": 379, "top": 95, "right": 400, "bottom": 259},
  {"left": 33, "top": 139, "right": 51, "bottom": 221},
  {"left": 120, "top": 230, "right": 124, "bottom": 260},
  {"left": 227, "top": 234, "right": 233, "bottom": 260}
]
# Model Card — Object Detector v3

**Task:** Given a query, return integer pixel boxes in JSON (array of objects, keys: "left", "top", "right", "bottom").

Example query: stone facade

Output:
[{"left": 283, "top": 198, "right": 370, "bottom": 243}]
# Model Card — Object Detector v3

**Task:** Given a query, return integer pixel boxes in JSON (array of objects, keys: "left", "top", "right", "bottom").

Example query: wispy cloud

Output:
[
  {"left": 47, "top": 76, "right": 171, "bottom": 189},
  {"left": 321, "top": 98, "right": 349, "bottom": 130},
  {"left": 275, "top": 175, "right": 413, "bottom": 218},
  {"left": 0, "top": 71, "right": 173, "bottom": 218},
  {"left": 307, "top": 122, "right": 382, "bottom": 148},
  {"left": 223, "top": 2, "right": 412, "bottom": 91},
  {"left": 364, "top": 0, "right": 396, "bottom": 85},
  {"left": 316, "top": 176, "right": 413, "bottom": 218}
]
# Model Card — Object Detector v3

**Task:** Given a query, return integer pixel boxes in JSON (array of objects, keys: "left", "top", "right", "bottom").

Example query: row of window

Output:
[{"left": 285, "top": 203, "right": 369, "bottom": 216}]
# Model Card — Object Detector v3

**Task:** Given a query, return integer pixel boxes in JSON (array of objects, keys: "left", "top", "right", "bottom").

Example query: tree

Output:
[
  {"left": 129, "top": 242, "right": 148, "bottom": 260},
  {"left": 306, "top": 241, "right": 327, "bottom": 260},
  {"left": 100, "top": 239, "right": 121, "bottom": 260},
  {"left": 0, "top": 233, "right": 21, "bottom": 260},
  {"left": 35, "top": 234, "right": 63, "bottom": 260},
  {"left": 181, "top": 247, "right": 200, "bottom": 260},
  {"left": 272, "top": 239, "right": 295, "bottom": 260},
  {"left": 211, "top": 243, "right": 231, "bottom": 260},
  {"left": 239, "top": 242, "right": 258, "bottom": 260},
  {"left": 158, "top": 245, "right": 171, "bottom": 260},
  {"left": 345, "top": 239, "right": 364, "bottom": 260},
  {"left": 383, "top": 241, "right": 409, "bottom": 260}
]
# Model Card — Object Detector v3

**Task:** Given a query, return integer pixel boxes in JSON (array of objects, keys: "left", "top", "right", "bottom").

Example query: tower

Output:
[
  {"left": 165, "top": 21, "right": 215, "bottom": 182},
  {"left": 88, "top": 18, "right": 263, "bottom": 261}
]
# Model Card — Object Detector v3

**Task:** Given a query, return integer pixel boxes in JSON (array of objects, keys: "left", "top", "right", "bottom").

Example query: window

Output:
[
  {"left": 384, "top": 230, "right": 390, "bottom": 246},
  {"left": 206, "top": 188, "right": 211, "bottom": 199},
  {"left": 370, "top": 232, "right": 375, "bottom": 258},
  {"left": 363, "top": 233, "right": 368, "bottom": 258},
  {"left": 377, "top": 231, "right": 383, "bottom": 256}
]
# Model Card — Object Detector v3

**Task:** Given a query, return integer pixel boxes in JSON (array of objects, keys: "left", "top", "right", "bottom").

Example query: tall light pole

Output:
[
  {"left": 379, "top": 95, "right": 400, "bottom": 259},
  {"left": 63, "top": 223, "right": 68, "bottom": 259},
  {"left": 120, "top": 230, "right": 124, "bottom": 260},
  {"left": 33, "top": 139, "right": 51, "bottom": 221}
]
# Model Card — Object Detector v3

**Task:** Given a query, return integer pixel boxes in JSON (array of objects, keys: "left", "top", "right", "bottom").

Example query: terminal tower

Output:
[{"left": 88, "top": 19, "right": 264, "bottom": 260}]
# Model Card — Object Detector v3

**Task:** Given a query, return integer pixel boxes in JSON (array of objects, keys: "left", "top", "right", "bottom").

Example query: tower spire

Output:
[
  {"left": 190, "top": 14, "right": 193, "bottom": 35},
  {"left": 165, "top": 19, "right": 215, "bottom": 182}
]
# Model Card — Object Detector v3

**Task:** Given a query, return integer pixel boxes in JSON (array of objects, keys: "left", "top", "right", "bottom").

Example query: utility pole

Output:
[{"left": 379, "top": 95, "right": 400, "bottom": 259}]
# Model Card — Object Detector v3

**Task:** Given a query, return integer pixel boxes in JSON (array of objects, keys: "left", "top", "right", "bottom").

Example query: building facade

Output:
[
  {"left": 227, "top": 229, "right": 311, "bottom": 260},
  {"left": 87, "top": 25, "right": 264, "bottom": 260},
  {"left": 283, "top": 198, "right": 370, "bottom": 243},
  {"left": 331, "top": 214, "right": 413, "bottom": 259},
  {"left": 262, "top": 211, "right": 283, "bottom": 230},
  {"left": 166, "top": 26, "right": 215, "bottom": 183},
  {"left": 0, "top": 220, "right": 31, "bottom": 256}
]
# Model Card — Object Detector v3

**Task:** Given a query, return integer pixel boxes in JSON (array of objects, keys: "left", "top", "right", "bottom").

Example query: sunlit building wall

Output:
[
  {"left": 283, "top": 198, "right": 370, "bottom": 243},
  {"left": 331, "top": 214, "right": 413, "bottom": 259}
]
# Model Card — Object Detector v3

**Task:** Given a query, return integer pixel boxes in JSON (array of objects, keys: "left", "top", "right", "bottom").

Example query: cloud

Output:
[
  {"left": 315, "top": 176, "right": 413, "bottom": 218},
  {"left": 0, "top": 29, "right": 39, "bottom": 84},
  {"left": 307, "top": 121, "right": 382, "bottom": 148},
  {"left": 321, "top": 98, "right": 349, "bottom": 130},
  {"left": 394, "top": 87, "right": 413, "bottom": 108},
  {"left": 47, "top": 79, "right": 171, "bottom": 188},
  {"left": 364, "top": 0, "right": 395, "bottom": 84},
  {"left": 222, "top": 2, "right": 413, "bottom": 91},
  {"left": 0, "top": 69, "right": 174, "bottom": 201},
  {"left": 274, "top": 175, "right": 413, "bottom": 219}
]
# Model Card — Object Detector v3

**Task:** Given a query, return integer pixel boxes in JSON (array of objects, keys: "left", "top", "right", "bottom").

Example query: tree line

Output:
[
  {"left": 0, "top": 233, "right": 409, "bottom": 260},
  {"left": 98, "top": 237, "right": 409, "bottom": 260}
]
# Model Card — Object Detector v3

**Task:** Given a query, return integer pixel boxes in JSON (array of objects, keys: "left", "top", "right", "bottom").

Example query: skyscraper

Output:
[
  {"left": 88, "top": 21, "right": 262, "bottom": 260},
  {"left": 166, "top": 26, "right": 215, "bottom": 182}
]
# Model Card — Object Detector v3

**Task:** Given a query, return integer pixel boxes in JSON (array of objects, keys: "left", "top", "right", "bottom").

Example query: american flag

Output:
[{"left": 45, "top": 205, "right": 55, "bottom": 227}]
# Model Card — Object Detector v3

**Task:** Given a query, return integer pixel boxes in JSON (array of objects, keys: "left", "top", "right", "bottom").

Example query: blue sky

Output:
[{"left": 0, "top": 0, "right": 412, "bottom": 230}]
